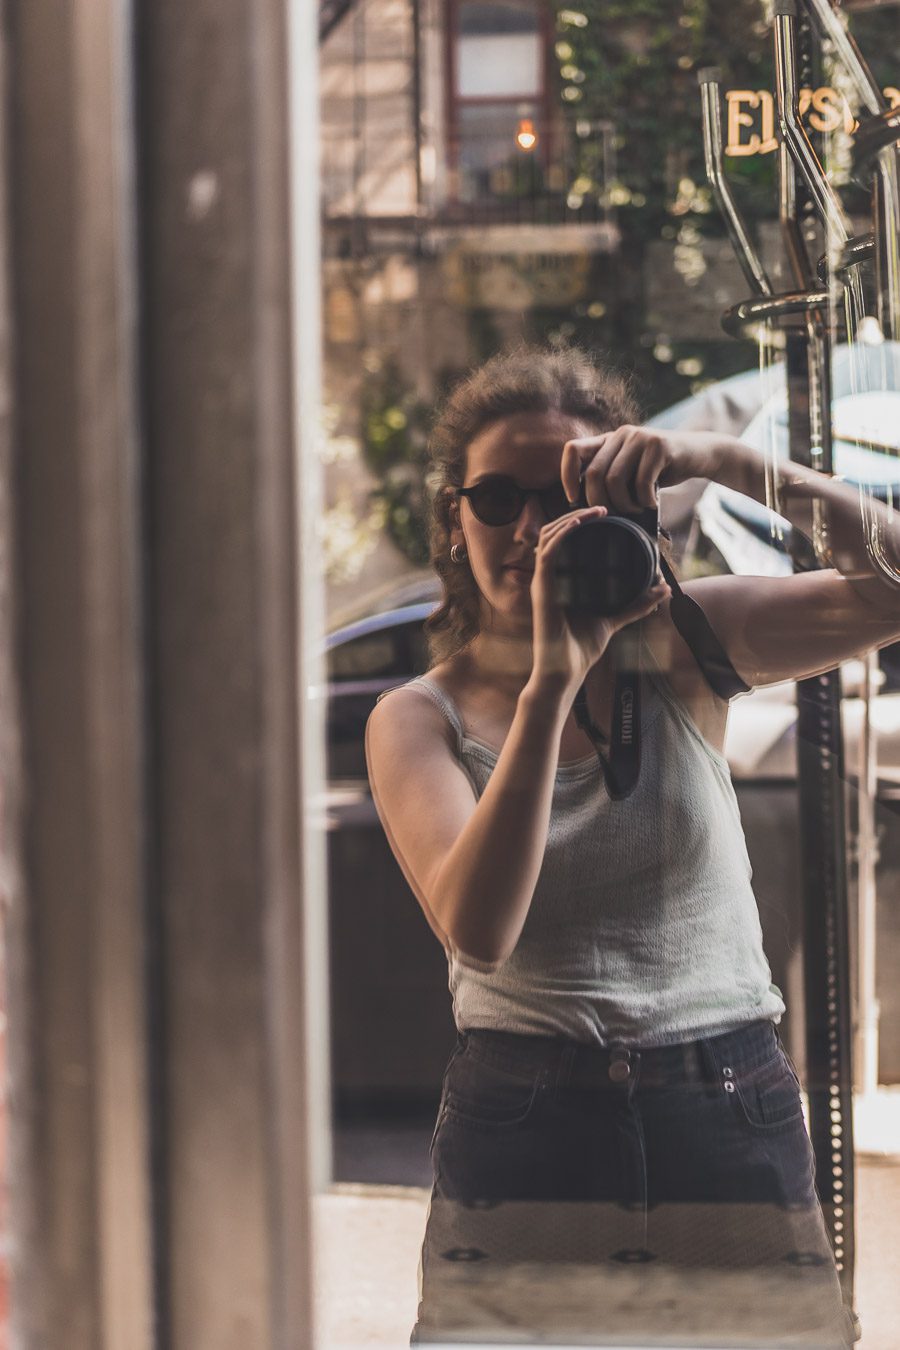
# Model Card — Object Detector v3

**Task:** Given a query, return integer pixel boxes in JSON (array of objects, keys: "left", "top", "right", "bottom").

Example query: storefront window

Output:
[{"left": 317, "top": 2, "right": 900, "bottom": 1345}]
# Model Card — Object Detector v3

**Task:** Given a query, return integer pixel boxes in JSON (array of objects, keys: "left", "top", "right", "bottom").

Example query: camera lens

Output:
[{"left": 554, "top": 516, "right": 659, "bottom": 616}]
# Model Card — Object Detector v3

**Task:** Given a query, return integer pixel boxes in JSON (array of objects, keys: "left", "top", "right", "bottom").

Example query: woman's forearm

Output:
[
  {"left": 430, "top": 675, "right": 575, "bottom": 969},
  {"left": 711, "top": 433, "right": 900, "bottom": 603}
]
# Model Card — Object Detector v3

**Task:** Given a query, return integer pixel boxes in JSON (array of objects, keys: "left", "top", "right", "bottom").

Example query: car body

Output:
[
  {"left": 328, "top": 345, "right": 900, "bottom": 788},
  {"left": 325, "top": 582, "right": 900, "bottom": 795}
]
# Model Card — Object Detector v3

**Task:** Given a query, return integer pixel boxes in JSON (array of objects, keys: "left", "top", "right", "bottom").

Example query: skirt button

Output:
[{"left": 609, "top": 1051, "right": 631, "bottom": 1082}]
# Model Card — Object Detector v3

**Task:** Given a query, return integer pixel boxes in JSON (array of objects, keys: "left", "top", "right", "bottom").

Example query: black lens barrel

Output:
[{"left": 555, "top": 516, "right": 659, "bottom": 617}]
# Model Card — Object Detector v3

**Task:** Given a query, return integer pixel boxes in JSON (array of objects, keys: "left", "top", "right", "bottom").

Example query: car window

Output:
[{"left": 328, "top": 630, "right": 402, "bottom": 681}]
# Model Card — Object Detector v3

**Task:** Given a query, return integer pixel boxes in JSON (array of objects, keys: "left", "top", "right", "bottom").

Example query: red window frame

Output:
[{"left": 445, "top": 0, "right": 555, "bottom": 191}]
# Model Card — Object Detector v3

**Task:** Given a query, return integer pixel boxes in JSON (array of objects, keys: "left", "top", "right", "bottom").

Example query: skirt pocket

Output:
[
  {"left": 732, "top": 1050, "right": 806, "bottom": 1131},
  {"left": 444, "top": 1047, "right": 545, "bottom": 1132}
]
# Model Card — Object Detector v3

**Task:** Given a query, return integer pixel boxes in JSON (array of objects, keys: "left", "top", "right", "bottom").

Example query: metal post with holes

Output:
[{"left": 700, "top": 3, "right": 859, "bottom": 1306}]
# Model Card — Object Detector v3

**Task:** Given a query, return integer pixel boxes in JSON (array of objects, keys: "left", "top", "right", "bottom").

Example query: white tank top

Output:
[{"left": 377, "top": 649, "right": 785, "bottom": 1048}]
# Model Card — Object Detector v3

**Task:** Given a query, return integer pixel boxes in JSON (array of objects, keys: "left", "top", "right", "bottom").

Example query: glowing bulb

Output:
[{"left": 516, "top": 118, "right": 538, "bottom": 151}]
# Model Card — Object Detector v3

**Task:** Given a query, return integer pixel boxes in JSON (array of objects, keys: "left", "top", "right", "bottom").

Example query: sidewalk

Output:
[{"left": 314, "top": 1160, "right": 900, "bottom": 1350}]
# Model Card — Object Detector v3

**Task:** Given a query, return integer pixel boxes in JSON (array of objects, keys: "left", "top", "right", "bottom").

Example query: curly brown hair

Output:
[{"left": 424, "top": 345, "right": 640, "bottom": 667}]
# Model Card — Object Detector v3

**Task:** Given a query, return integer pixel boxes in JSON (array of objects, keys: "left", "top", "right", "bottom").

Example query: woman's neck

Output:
[
  {"left": 462, "top": 630, "right": 533, "bottom": 696},
  {"left": 460, "top": 628, "right": 612, "bottom": 703}
]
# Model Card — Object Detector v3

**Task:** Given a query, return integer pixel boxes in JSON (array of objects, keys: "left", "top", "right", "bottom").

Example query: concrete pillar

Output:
[
  {"left": 0, "top": 0, "right": 321, "bottom": 1345},
  {"left": 137, "top": 0, "right": 319, "bottom": 1341},
  {"left": 1, "top": 1, "right": 154, "bottom": 1345}
]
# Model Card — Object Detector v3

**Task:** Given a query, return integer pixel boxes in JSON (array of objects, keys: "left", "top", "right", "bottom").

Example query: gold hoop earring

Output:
[{"left": 450, "top": 543, "right": 468, "bottom": 564}]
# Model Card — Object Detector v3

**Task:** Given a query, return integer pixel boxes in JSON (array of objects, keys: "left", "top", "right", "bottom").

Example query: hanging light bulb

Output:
[{"left": 515, "top": 118, "right": 538, "bottom": 151}]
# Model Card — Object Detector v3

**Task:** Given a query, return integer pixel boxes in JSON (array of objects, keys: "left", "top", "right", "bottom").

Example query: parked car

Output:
[
  {"left": 325, "top": 583, "right": 900, "bottom": 794},
  {"left": 326, "top": 590, "right": 437, "bottom": 783},
  {"left": 327, "top": 347, "right": 900, "bottom": 790}
]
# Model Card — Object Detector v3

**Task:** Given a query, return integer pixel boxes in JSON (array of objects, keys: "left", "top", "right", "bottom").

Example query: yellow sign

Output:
[
  {"left": 439, "top": 225, "right": 618, "bottom": 309},
  {"left": 725, "top": 85, "right": 900, "bottom": 155},
  {"left": 444, "top": 248, "right": 591, "bottom": 308}
]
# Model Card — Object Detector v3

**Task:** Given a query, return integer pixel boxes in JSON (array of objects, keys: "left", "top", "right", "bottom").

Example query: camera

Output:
[{"left": 554, "top": 498, "right": 661, "bottom": 618}]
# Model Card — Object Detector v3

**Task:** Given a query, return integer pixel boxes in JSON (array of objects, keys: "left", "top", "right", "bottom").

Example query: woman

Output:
[{"left": 365, "top": 347, "right": 895, "bottom": 1344}]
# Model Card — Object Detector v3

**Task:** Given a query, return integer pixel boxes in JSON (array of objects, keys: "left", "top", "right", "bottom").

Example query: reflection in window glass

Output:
[
  {"left": 453, "top": 0, "right": 545, "bottom": 204},
  {"left": 317, "top": 0, "right": 900, "bottom": 1344},
  {"left": 457, "top": 102, "right": 543, "bottom": 199},
  {"left": 457, "top": 35, "right": 540, "bottom": 99},
  {"left": 328, "top": 632, "right": 398, "bottom": 681}
]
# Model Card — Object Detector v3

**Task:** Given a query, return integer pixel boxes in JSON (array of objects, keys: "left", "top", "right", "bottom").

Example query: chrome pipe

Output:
[
  {"left": 873, "top": 147, "right": 900, "bottom": 341},
  {"left": 801, "top": 0, "right": 884, "bottom": 116},
  {"left": 698, "top": 68, "right": 772, "bottom": 296},
  {"left": 816, "top": 233, "right": 874, "bottom": 284},
  {"left": 721, "top": 288, "right": 829, "bottom": 336},
  {"left": 800, "top": 0, "right": 900, "bottom": 339},
  {"left": 773, "top": 0, "right": 849, "bottom": 243},
  {"left": 779, "top": 141, "right": 814, "bottom": 289}
]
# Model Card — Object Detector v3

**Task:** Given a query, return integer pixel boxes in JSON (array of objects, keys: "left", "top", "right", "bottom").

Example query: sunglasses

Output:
[{"left": 456, "top": 475, "right": 573, "bottom": 526}]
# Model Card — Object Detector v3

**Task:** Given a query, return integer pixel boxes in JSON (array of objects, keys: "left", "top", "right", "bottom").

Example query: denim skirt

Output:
[
  {"left": 414, "top": 1018, "right": 857, "bottom": 1346},
  {"left": 431, "top": 1019, "right": 817, "bottom": 1209}
]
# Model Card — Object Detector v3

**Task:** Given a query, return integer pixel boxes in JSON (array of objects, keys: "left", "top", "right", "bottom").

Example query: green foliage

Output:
[
  {"left": 553, "top": 0, "right": 777, "bottom": 242},
  {"left": 359, "top": 361, "right": 434, "bottom": 566},
  {"left": 361, "top": 4, "right": 900, "bottom": 564}
]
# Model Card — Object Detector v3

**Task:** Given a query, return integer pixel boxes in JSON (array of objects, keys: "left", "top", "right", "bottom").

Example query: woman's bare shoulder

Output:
[{"left": 367, "top": 659, "right": 462, "bottom": 753}]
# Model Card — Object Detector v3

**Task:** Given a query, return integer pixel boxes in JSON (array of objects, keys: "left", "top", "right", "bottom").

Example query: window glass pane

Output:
[
  {"left": 457, "top": 101, "right": 542, "bottom": 199},
  {"left": 317, "top": 0, "right": 900, "bottom": 1344},
  {"left": 457, "top": 0, "right": 541, "bottom": 98},
  {"left": 458, "top": 0, "right": 539, "bottom": 36},
  {"left": 458, "top": 102, "right": 538, "bottom": 168},
  {"left": 327, "top": 631, "right": 400, "bottom": 680},
  {"left": 457, "top": 33, "right": 541, "bottom": 98}
]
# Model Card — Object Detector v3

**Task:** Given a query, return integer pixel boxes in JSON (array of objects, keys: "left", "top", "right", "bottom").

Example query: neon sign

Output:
[{"left": 725, "top": 86, "right": 900, "bottom": 155}]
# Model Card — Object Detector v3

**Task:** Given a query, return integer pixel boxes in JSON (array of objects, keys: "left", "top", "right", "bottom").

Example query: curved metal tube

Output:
[
  {"left": 854, "top": 109, "right": 900, "bottom": 174},
  {"left": 800, "top": 0, "right": 884, "bottom": 117},
  {"left": 816, "top": 233, "right": 875, "bottom": 284},
  {"left": 773, "top": 6, "right": 849, "bottom": 243},
  {"left": 698, "top": 69, "right": 771, "bottom": 296},
  {"left": 721, "top": 289, "right": 829, "bottom": 337},
  {"left": 780, "top": 141, "right": 814, "bottom": 289},
  {"left": 796, "top": 0, "right": 899, "bottom": 338}
]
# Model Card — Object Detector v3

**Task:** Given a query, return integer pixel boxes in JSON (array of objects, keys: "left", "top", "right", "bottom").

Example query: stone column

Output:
[{"left": 0, "top": 0, "right": 320, "bottom": 1344}]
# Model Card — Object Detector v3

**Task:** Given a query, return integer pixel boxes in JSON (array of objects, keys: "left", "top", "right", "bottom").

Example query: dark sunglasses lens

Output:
[
  {"left": 542, "top": 483, "right": 571, "bottom": 519},
  {"left": 470, "top": 479, "right": 523, "bottom": 524}
]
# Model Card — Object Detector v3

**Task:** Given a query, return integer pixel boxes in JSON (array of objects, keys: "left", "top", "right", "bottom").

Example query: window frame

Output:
[{"left": 444, "top": 0, "right": 556, "bottom": 198}]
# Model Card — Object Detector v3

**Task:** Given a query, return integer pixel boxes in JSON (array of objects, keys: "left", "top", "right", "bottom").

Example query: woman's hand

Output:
[
  {"left": 529, "top": 506, "right": 669, "bottom": 693},
  {"left": 560, "top": 426, "right": 723, "bottom": 513}
]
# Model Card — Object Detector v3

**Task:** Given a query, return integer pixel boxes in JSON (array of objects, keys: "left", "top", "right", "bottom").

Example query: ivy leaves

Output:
[{"left": 360, "top": 361, "right": 434, "bottom": 567}]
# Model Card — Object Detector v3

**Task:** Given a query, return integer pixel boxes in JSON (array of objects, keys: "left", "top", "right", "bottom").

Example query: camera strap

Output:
[
  {"left": 572, "top": 559, "right": 749, "bottom": 799},
  {"left": 657, "top": 555, "right": 750, "bottom": 702},
  {"left": 572, "top": 637, "right": 642, "bottom": 801}
]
